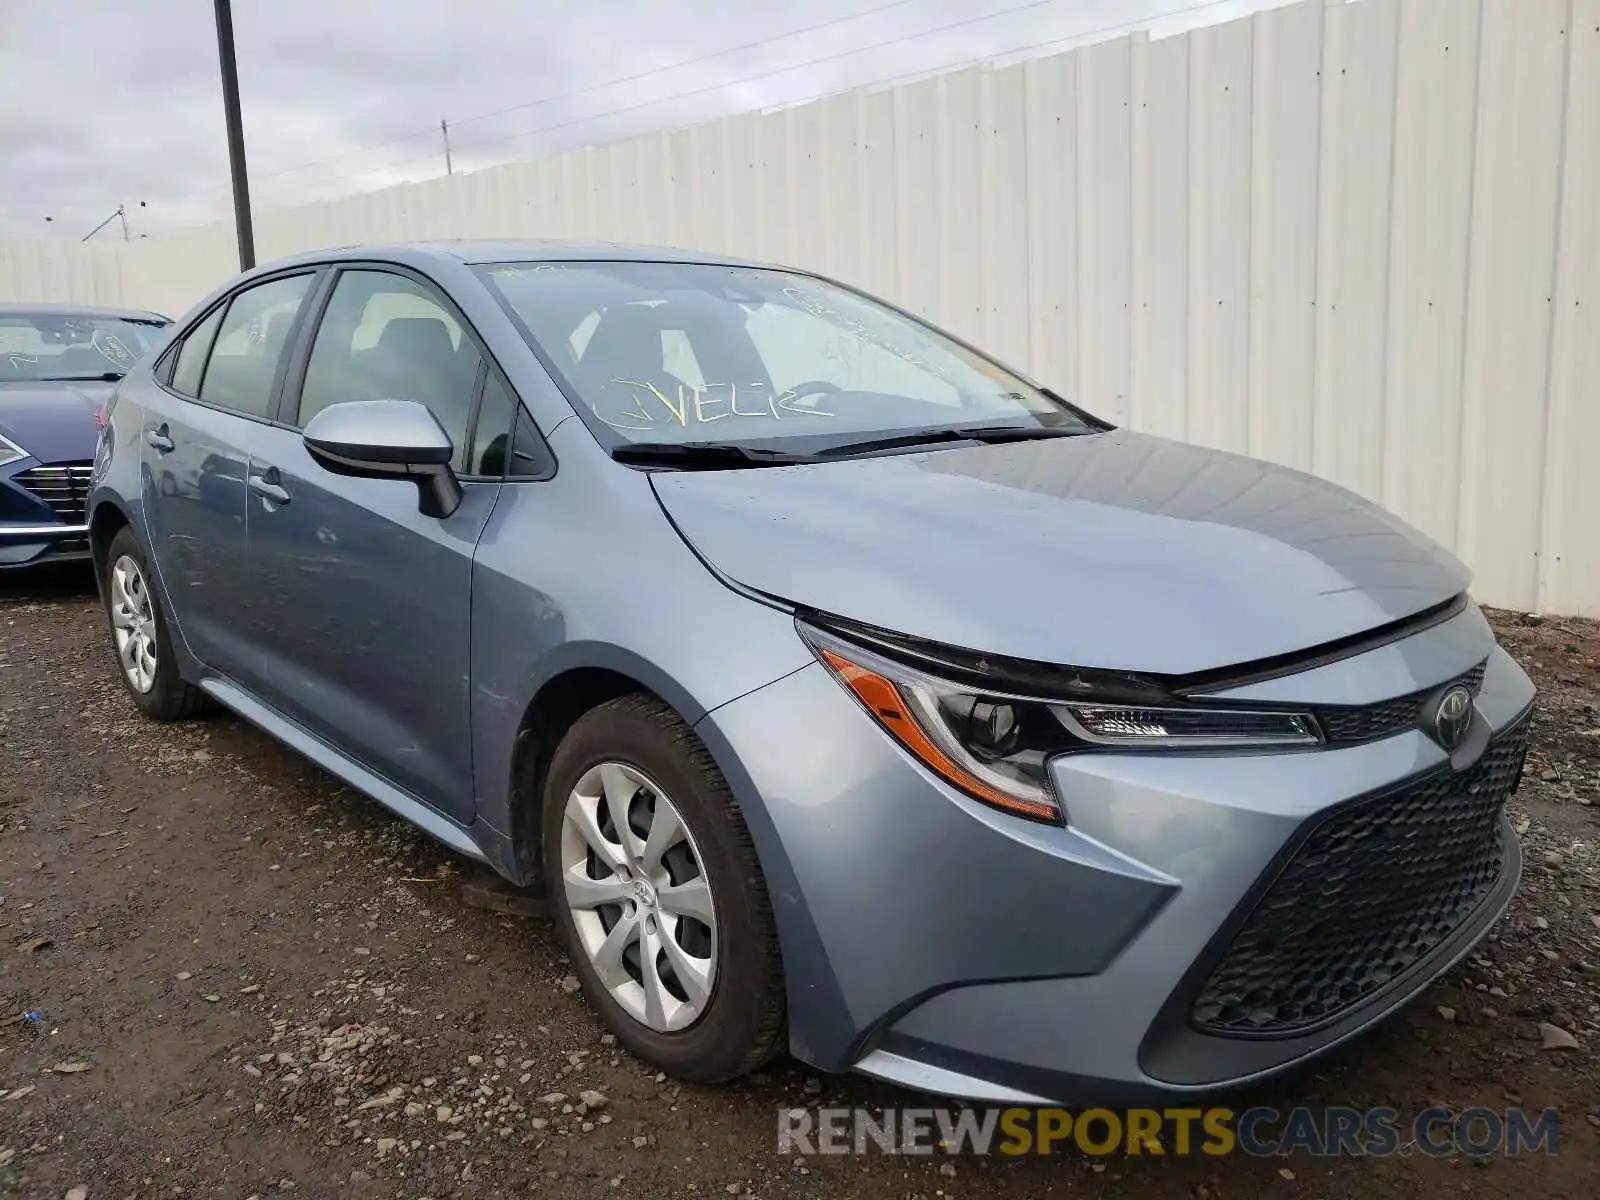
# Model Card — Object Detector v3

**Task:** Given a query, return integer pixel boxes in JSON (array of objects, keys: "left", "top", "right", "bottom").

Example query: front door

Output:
[
  {"left": 243, "top": 267, "right": 512, "bottom": 822},
  {"left": 141, "top": 272, "right": 316, "bottom": 679}
]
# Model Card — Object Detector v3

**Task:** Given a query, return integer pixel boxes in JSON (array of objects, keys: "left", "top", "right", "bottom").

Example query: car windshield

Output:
[
  {"left": 0, "top": 312, "right": 167, "bottom": 383},
  {"left": 479, "top": 261, "right": 1095, "bottom": 453}
]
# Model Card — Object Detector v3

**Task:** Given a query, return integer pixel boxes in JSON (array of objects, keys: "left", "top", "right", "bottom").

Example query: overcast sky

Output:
[{"left": 0, "top": 0, "right": 1288, "bottom": 241}]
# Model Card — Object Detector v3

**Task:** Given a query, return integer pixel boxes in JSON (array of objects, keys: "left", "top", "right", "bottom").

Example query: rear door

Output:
[
  {"left": 142, "top": 272, "right": 317, "bottom": 679},
  {"left": 242, "top": 266, "right": 518, "bottom": 821}
]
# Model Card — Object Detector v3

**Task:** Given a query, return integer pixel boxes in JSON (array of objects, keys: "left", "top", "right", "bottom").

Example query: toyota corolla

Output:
[{"left": 88, "top": 242, "right": 1534, "bottom": 1103}]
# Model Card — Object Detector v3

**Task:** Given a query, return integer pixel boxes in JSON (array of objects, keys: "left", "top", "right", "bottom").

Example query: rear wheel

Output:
[
  {"left": 102, "top": 527, "right": 210, "bottom": 721},
  {"left": 543, "top": 694, "right": 786, "bottom": 1081}
]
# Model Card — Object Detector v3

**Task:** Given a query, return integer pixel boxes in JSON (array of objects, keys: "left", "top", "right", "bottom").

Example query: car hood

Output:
[
  {"left": 650, "top": 429, "right": 1470, "bottom": 676},
  {"left": 0, "top": 381, "right": 111, "bottom": 465}
]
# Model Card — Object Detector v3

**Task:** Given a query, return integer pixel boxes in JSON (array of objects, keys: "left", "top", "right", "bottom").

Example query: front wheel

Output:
[
  {"left": 543, "top": 694, "right": 786, "bottom": 1082},
  {"left": 101, "top": 527, "right": 210, "bottom": 721}
]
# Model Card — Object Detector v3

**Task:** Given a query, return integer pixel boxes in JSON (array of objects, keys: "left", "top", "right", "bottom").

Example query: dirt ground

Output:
[{"left": 1, "top": 569, "right": 1596, "bottom": 1200}]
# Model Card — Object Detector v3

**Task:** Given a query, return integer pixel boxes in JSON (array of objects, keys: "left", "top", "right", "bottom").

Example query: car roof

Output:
[
  {"left": 257, "top": 239, "right": 769, "bottom": 272},
  {"left": 0, "top": 300, "right": 170, "bottom": 323}
]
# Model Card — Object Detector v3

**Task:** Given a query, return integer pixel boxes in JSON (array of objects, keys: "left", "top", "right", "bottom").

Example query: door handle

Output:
[
  {"left": 147, "top": 428, "right": 175, "bottom": 453},
  {"left": 248, "top": 473, "right": 292, "bottom": 506}
]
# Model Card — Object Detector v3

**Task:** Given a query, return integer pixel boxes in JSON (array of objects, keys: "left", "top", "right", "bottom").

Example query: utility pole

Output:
[
  {"left": 441, "top": 119, "right": 454, "bottom": 175},
  {"left": 80, "top": 205, "right": 126, "bottom": 243},
  {"left": 213, "top": 0, "right": 256, "bottom": 270}
]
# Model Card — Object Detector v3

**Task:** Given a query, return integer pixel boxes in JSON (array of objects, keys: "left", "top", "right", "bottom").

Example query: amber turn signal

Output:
[{"left": 818, "top": 648, "right": 1062, "bottom": 823}]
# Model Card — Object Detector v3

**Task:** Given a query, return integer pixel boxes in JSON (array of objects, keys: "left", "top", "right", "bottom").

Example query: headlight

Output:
[
  {"left": 799, "top": 621, "right": 1321, "bottom": 826},
  {"left": 1053, "top": 704, "right": 1320, "bottom": 747},
  {"left": 0, "top": 433, "right": 28, "bottom": 469}
]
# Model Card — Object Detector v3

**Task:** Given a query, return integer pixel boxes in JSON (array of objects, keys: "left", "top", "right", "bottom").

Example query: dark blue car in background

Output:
[{"left": 1, "top": 303, "right": 169, "bottom": 571}]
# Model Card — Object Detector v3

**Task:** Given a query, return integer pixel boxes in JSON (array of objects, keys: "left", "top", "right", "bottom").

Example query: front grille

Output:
[
  {"left": 1315, "top": 660, "right": 1488, "bottom": 745},
  {"left": 1190, "top": 714, "right": 1530, "bottom": 1036},
  {"left": 14, "top": 462, "right": 93, "bottom": 526}
]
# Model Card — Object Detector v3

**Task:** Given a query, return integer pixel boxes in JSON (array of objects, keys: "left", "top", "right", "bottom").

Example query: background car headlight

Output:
[
  {"left": 0, "top": 433, "right": 28, "bottom": 469},
  {"left": 799, "top": 620, "right": 1321, "bottom": 826}
]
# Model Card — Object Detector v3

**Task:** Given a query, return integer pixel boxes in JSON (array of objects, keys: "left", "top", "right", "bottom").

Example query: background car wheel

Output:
[
  {"left": 543, "top": 693, "right": 786, "bottom": 1082},
  {"left": 102, "top": 527, "right": 211, "bottom": 721}
]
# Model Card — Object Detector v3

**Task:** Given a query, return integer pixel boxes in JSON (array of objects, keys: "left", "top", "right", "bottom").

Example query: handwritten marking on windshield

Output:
[
  {"left": 490, "top": 264, "right": 570, "bottom": 279},
  {"left": 92, "top": 330, "right": 137, "bottom": 368},
  {"left": 781, "top": 286, "right": 960, "bottom": 386},
  {"left": 596, "top": 379, "right": 663, "bottom": 431},
  {"left": 594, "top": 379, "right": 837, "bottom": 432}
]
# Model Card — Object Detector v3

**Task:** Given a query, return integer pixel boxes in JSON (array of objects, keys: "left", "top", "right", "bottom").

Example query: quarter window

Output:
[
  {"left": 468, "top": 372, "right": 518, "bottom": 477},
  {"left": 198, "top": 274, "right": 315, "bottom": 418},
  {"left": 169, "top": 305, "right": 224, "bottom": 397}
]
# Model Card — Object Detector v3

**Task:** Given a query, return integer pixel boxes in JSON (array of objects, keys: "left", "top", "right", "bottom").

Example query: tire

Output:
[
  {"left": 543, "top": 693, "right": 786, "bottom": 1082},
  {"left": 101, "top": 526, "right": 211, "bottom": 721}
]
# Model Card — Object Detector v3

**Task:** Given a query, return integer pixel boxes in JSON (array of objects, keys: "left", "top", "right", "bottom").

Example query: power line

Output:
[
  {"left": 280, "top": 0, "right": 1090, "bottom": 193},
  {"left": 0, "top": 199, "right": 116, "bottom": 212},
  {"left": 854, "top": 0, "right": 1242, "bottom": 90},
  {"left": 223, "top": 0, "right": 933, "bottom": 193},
  {"left": 289, "top": 0, "right": 1234, "bottom": 198},
  {"left": 448, "top": 0, "right": 934, "bottom": 133}
]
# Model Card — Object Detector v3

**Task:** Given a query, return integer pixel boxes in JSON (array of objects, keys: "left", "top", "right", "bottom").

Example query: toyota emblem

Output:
[{"left": 1431, "top": 685, "right": 1474, "bottom": 750}]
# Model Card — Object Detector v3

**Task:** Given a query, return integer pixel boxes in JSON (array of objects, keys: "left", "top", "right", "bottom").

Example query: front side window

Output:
[
  {"left": 478, "top": 261, "right": 1092, "bottom": 452},
  {"left": 199, "top": 274, "right": 314, "bottom": 418},
  {"left": 0, "top": 312, "right": 167, "bottom": 383},
  {"left": 298, "top": 271, "right": 481, "bottom": 473}
]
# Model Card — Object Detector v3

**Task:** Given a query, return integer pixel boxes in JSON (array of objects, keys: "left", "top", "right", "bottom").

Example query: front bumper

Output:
[
  {"left": 696, "top": 604, "right": 1536, "bottom": 1104},
  {"left": 1, "top": 459, "right": 93, "bottom": 570},
  {"left": 0, "top": 524, "right": 92, "bottom": 570}
]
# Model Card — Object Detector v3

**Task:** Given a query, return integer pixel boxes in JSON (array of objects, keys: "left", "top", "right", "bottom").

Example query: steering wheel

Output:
[{"left": 780, "top": 380, "right": 843, "bottom": 409}]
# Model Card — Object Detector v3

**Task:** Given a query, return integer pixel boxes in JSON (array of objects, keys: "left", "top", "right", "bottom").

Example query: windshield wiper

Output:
[
  {"left": 610, "top": 442, "right": 818, "bottom": 469},
  {"left": 612, "top": 424, "right": 1092, "bottom": 469},
  {"left": 37, "top": 372, "right": 125, "bottom": 383},
  {"left": 953, "top": 423, "right": 1091, "bottom": 443},
  {"left": 814, "top": 423, "right": 1090, "bottom": 459}
]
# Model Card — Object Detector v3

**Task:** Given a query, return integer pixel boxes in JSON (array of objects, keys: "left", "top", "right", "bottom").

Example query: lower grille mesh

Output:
[{"left": 1191, "top": 715, "right": 1530, "bottom": 1036}]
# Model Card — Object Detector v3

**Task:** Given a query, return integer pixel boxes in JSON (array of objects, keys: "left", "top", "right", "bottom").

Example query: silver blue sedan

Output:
[{"left": 88, "top": 242, "right": 1535, "bottom": 1103}]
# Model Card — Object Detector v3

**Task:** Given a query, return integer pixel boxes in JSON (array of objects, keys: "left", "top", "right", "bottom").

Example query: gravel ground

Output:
[{"left": 1, "top": 569, "right": 1596, "bottom": 1199}]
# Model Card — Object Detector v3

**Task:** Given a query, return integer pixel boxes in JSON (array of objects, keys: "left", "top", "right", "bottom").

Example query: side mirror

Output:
[{"left": 302, "top": 399, "right": 463, "bottom": 518}]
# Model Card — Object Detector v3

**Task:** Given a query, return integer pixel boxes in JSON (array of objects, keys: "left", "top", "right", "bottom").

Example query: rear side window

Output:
[
  {"left": 169, "top": 306, "right": 224, "bottom": 397},
  {"left": 198, "top": 274, "right": 314, "bottom": 418}
]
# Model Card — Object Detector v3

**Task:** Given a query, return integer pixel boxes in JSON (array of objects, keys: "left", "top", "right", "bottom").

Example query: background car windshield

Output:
[
  {"left": 0, "top": 313, "right": 167, "bottom": 382},
  {"left": 479, "top": 262, "right": 1090, "bottom": 448}
]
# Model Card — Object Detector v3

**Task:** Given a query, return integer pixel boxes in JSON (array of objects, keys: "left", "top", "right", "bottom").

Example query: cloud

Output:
[{"left": 0, "top": 0, "right": 1281, "bottom": 240}]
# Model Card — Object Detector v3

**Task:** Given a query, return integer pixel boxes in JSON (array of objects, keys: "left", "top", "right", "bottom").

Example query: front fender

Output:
[{"left": 466, "top": 432, "right": 814, "bottom": 852}]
